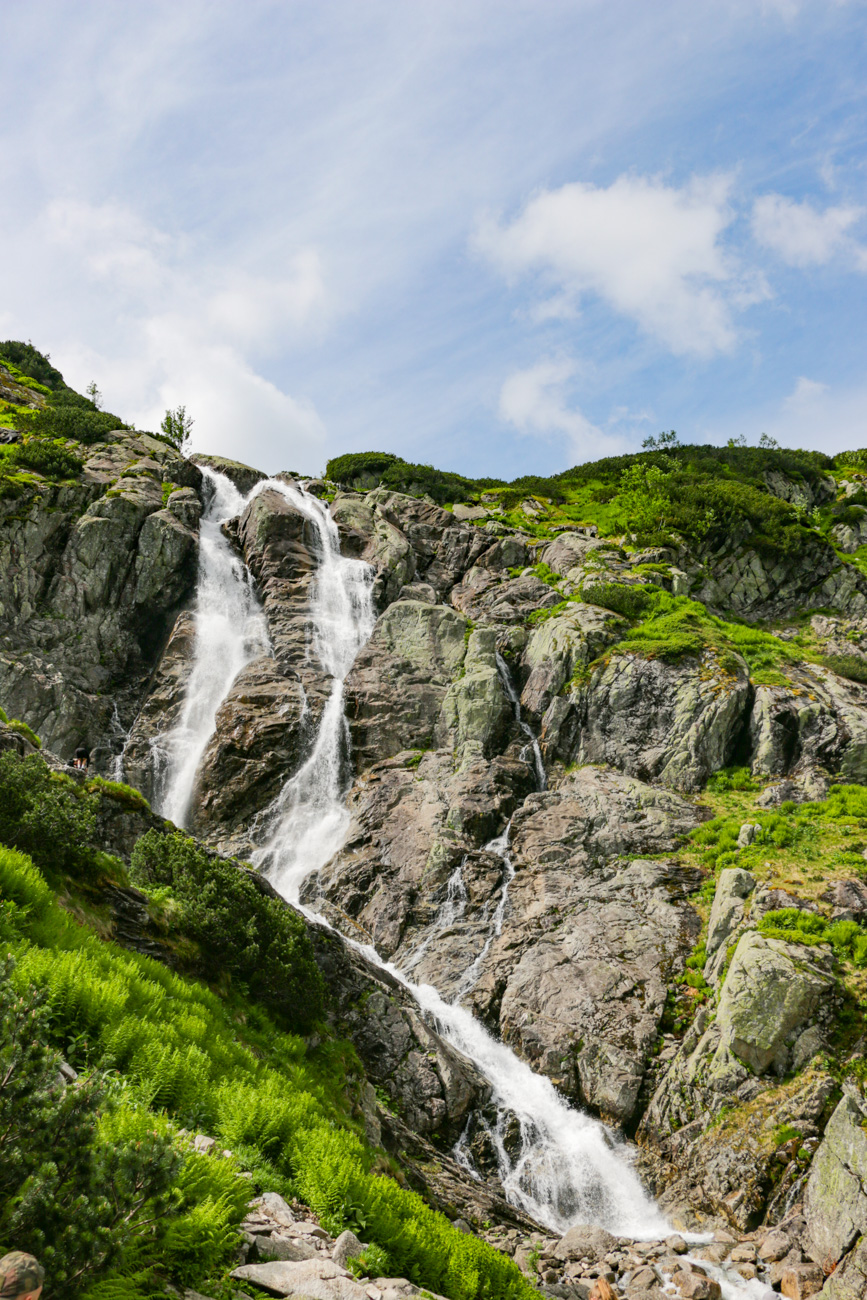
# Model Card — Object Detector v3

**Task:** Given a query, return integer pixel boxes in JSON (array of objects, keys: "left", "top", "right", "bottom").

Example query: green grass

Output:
[
  {"left": 757, "top": 907, "right": 867, "bottom": 965},
  {"left": 0, "top": 844, "right": 536, "bottom": 1300},
  {"left": 86, "top": 777, "right": 151, "bottom": 813}
]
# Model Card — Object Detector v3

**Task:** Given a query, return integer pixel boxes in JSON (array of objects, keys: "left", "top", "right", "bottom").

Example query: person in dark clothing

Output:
[{"left": 72, "top": 746, "right": 90, "bottom": 770}]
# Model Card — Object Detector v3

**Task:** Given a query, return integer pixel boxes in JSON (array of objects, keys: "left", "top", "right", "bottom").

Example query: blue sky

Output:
[{"left": 2, "top": 0, "right": 866, "bottom": 477}]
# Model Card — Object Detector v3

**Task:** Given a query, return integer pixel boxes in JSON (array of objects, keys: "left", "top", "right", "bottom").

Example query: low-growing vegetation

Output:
[
  {"left": 131, "top": 830, "right": 325, "bottom": 1032},
  {"left": 0, "top": 766, "right": 537, "bottom": 1299}
]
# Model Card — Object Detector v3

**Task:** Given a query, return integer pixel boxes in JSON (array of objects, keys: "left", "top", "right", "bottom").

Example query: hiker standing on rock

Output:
[
  {"left": 0, "top": 1253, "right": 44, "bottom": 1300},
  {"left": 72, "top": 746, "right": 90, "bottom": 770}
]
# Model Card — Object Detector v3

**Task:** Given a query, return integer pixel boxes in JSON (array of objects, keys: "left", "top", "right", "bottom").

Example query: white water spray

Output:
[
  {"left": 243, "top": 483, "right": 670, "bottom": 1239},
  {"left": 251, "top": 483, "right": 376, "bottom": 896},
  {"left": 155, "top": 469, "right": 269, "bottom": 827}
]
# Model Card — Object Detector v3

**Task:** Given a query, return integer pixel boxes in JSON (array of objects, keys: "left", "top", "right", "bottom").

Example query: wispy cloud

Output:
[
  {"left": 751, "top": 194, "right": 866, "bottom": 268},
  {"left": 498, "top": 358, "right": 629, "bottom": 462},
  {"left": 476, "top": 174, "right": 768, "bottom": 358}
]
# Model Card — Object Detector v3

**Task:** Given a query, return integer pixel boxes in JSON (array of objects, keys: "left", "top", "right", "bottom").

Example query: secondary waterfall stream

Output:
[
  {"left": 154, "top": 472, "right": 672, "bottom": 1240},
  {"left": 153, "top": 468, "right": 270, "bottom": 826}
]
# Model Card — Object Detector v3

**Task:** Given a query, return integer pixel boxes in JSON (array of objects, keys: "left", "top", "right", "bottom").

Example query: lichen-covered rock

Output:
[
  {"left": 704, "top": 868, "right": 756, "bottom": 984},
  {"left": 561, "top": 650, "right": 751, "bottom": 791},
  {"left": 716, "top": 933, "right": 835, "bottom": 1075},
  {"left": 642, "top": 927, "right": 838, "bottom": 1228},
  {"left": 750, "top": 669, "right": 867, "bottom": 786},
  {"left": 519, "top": 603, "right": 623, "bottom": 720},
  {"left": 700, "top": 535, "right": 867, "bottom": 621},
  {"left": 346, "top": 601, "right": 469, "bottom": 770},
  {"left": 818, "top": 1238, "right": 867, "bottom": 1300},
  {"left": 803, "top": 1092, "right": 867, "bottom": 1273},
  {"left": 439, "top": 627, "right": 511, "bottom": 767}
]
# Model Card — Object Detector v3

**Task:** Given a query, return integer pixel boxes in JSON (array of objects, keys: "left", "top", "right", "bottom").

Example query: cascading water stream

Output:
[
  {"left": 153, "top": 468, "right": 270, "bottom": 827},
  {"left": 246, "top": 483, "right": 670, "bottom": 1239},
  {"left": 250, "top": 482, "right": 377, "bottom": 900},
  {"left": 149, "top": 475, "right": 777, "bottom": 1295},
  {"left": 496, "top": 651, "right": 546, "bottom": 791}
]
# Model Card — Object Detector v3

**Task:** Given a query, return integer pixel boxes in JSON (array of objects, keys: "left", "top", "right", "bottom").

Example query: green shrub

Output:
[
  {"left": 758, "top": 907, "right": 867, "bottom": 967},
  {"left": 0, "top": 341, "right": 67, "bottom": 391},
  {"left": 0, "top": 956, "right": 184, "bottom": 1295},
  {"left": 324, "top": 452, "right": 504, "bottom": 505},
  {"left": 706, "top": 766, "right": 760, "bottom": 793},
  {"left": 582, "top": 582, "right": 657, "bottom": 620},
  {"left": 9, "top": 437, "right": 83, "bottom": 479},
  {"left": 130, "top": 831, "right": 324, "bottom": 1031},
  {"left": 326, "top": 451, "right": 402, "bottom": 484},
  {"left": 0, "top": 751, "right": 97, "bottom": 879},
  {"left": 27, "top": 402, "right": 125, "bottom": 446}
]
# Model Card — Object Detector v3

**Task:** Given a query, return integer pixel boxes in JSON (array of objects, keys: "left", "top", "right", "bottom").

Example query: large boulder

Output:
[
  {"left": 803, "top": 1092, "right": 867, "bottom": 1274},
  {"left": 716, "top": 932, "right": 835, "bottom": 1076}
]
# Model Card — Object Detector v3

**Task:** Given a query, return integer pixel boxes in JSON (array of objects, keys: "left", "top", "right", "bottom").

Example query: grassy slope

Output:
[{"left": 0, "top": 751, "right": 536, "bottom": 1300}]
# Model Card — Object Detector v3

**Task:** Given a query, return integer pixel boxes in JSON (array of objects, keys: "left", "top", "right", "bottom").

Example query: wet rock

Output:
[
  {"left": 191, "top": 453, "right": 267, "bottom": 495},
  {"left": 192, "top": 658, "right": 308, "bottom": 838},
  {"left": 780, "top": 1262, "right": 824, "bottom": 1300},
  {"left": 306, "top": 921, "right": 490, "bottom": 1142}
]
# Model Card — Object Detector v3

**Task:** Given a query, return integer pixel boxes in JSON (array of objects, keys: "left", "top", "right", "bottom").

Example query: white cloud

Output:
[
  {"left": 28, "top": 199, "right": 329, "bottom": 470},
  {"left": 498, "top": 358, "right": 628, "bottom": 461},
  {"left": 751, "top": 193, "right": 865, "bottom": 267},
  {"left": 477, "top": 173, "right": 766, "bottom": 357},
  {"left": 708, "top": 375, "right": 867, "bottom": 455},
  {"left": 783, "top": 375, "right": 829, "bottom": 409}
]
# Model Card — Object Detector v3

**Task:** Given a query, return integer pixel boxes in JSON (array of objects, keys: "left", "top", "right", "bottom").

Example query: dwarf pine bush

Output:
[{"left": 131, "top": 829, "right": 324, "bottom": 1031}]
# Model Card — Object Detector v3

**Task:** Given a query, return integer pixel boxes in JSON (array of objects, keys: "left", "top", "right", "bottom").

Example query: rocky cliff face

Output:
[{"left": 6, "top": 420, "right": 867, "bottom": 1295}]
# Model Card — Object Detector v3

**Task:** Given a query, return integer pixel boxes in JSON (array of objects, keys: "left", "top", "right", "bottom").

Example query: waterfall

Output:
[
  {"left": 154, "top": 468, "right": 270, "bottom": 827},
  {"left": 250, "top": 482, "right": 376, "bottom": 897},
  {"left": 244, "top": 482, "right": 670, "bottom": 1240},
  {"left": 496, "top": 651, "right": 546, "bottom": 791}
]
